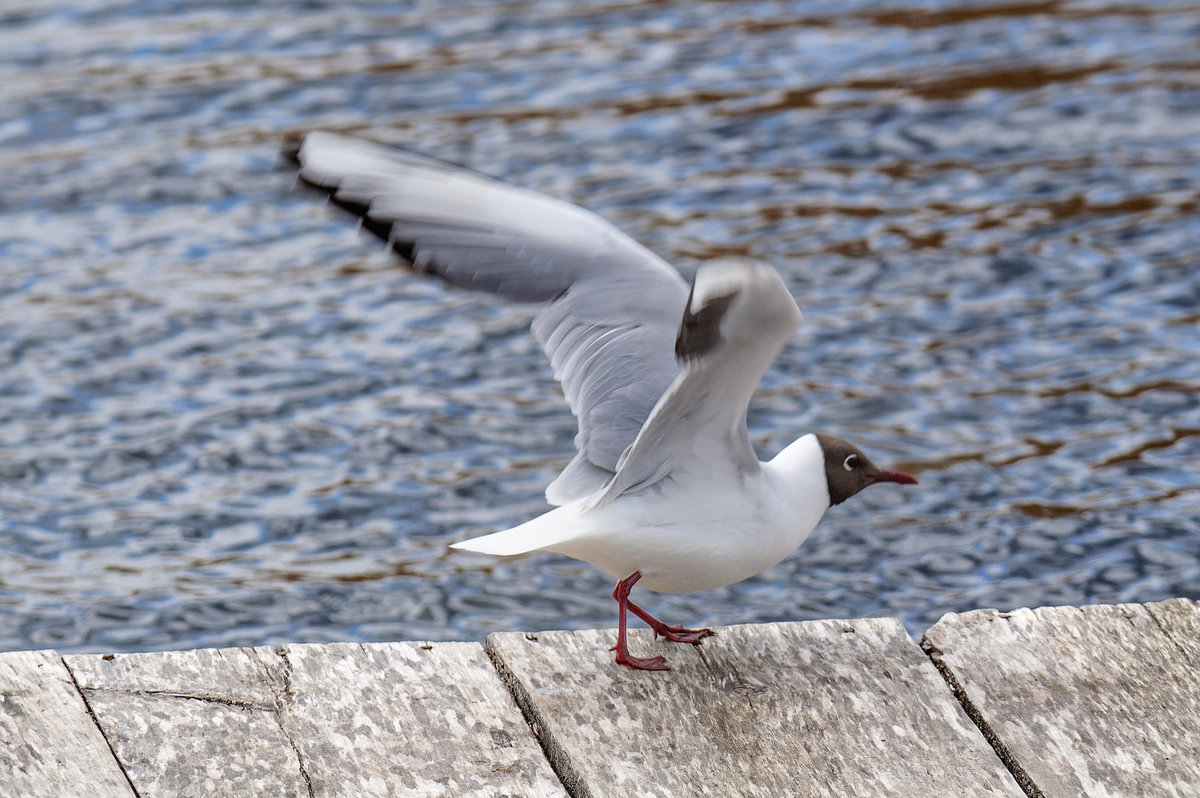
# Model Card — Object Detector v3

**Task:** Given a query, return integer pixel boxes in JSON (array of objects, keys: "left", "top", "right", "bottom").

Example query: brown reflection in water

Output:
[
  {"left": 740, "top": 0, "right": 1170, "bottom": 35},
  {"left": 1167, "top": 313, "right": 1200, "bottom": 327},
  {"left": 899, "top": 61, "right": 1118, "bottom": 101},
  {"left": 736, "top": 60, "right": 1119, "bottom": 117},
  {"left": 1043, "top": 194, "right": 1160, "bottom": 221},
  {"left": 891, "top": 448, "right": 993, "bottom": 476},
  {"left": 1010, "top": 501, "right": 1082, "bottom": 519},
  {"left": 427, "top": 53, "right": 1130, "bottom": 128},
  {"left": 969, "top": 379, "right": 1199, "bottom": 402},
  {"left": 644, "top": 155, "right": 1184, "bottom": 261},
  {"left": 247, "top": 556, "right": 428, "bottom": 585},
  {"left": 673, "top": 242, "right": 757, "bottom": 260},
  {"left": 890, "top": 423, "right": 1199, "bottom": 519},
  {"left": 991, "top": 438, "right": 1066, "bottom": 467},
  {"left": 758, "top": 204, "right": 887, "bottom": 221},
  {"left": 860, "top": 0, "right": 1064, "bottom": 29},
  {"left": 889, "top": 228, "right": 947, "bottom": 250},
  {"left": 613, "top": 90, "right": 744, "bottom": 117},
  {"left": 1013, "top": 485, "right": 1196, "bottom": 519},
  {"left": 1095, "top": 426, "right": 1200, "bottom": 469},
  {"left": 889, "top": 438, "right": 1065, "bottom": 476}
]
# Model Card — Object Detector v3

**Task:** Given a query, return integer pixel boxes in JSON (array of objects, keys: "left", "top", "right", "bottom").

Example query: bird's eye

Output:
[{"left": 843, "top": 454, "right": 859, "bottom": 471}]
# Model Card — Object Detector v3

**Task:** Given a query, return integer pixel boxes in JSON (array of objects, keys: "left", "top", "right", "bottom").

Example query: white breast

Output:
[{"left": 545, "top": 434, "right": 830, "bottom": 593}]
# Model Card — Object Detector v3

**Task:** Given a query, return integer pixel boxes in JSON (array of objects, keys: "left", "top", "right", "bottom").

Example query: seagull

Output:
[{"left": 288, "top": 132, "right": 917, "bottom": 670}]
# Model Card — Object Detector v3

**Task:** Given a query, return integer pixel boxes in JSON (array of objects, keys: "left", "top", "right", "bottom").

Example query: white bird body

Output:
[
  {"left": 456, "top": 433, "right": 828, "bottom": 593},
  {"left": 289, "top": 132, "right": 916, "bottom": 669}
]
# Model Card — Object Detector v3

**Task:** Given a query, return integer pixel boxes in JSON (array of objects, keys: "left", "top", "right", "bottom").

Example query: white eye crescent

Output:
[{"left": 843, "top": 454, "right": 859, "bottom": 471}]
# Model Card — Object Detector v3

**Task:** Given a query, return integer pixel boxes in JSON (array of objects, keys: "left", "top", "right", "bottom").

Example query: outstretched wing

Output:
[
  {"left": 289, "top": 132, "right": 690, "bottom": 502},
  {"left": 593, "top": 258, "right": 803, "bottom": 505}
]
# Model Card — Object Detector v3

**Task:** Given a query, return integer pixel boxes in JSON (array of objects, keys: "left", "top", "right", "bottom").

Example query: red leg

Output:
[
  {"left": 625, "top": 600, "right": 715, "bottom": 644},
  {"left": 609, "top": 571, "right": 669, "bottom": 670}
]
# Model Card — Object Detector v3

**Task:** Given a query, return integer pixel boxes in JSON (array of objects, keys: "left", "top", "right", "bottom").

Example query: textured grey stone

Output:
[
  {"left": 67, "top": 647, "right": 309, "bottom": 798},
  {"left": 923, "top": 598, "right": 1200, "bottom": 798},
  {"left": 276, "top": 642, "right": 564, "bottom": 797},
  {"left": 488, "top": 619, "right": 1024, "bottom": 798},
  {"left": 0, "top": 650, "right": 135, "bottom": 798},
  {"left": 67, "top": 642, "right": 564, "bottom": 797}
]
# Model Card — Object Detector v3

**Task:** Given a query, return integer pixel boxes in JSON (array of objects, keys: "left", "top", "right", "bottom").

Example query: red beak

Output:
[{"left": 873, "top": 469, "right": 918, "bottom": 485}]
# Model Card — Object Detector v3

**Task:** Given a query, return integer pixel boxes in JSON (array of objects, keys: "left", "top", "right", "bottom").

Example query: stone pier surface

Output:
[{"left": 1, "top": 599, "right": 1196, "bottom": 797}]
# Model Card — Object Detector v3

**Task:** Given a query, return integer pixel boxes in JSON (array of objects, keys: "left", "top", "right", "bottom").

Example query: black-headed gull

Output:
[{"left": 288, "top": 132, "right": 917, "bottom": 670}]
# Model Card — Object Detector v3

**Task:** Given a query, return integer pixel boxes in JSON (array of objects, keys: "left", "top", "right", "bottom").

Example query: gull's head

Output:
[{"left": 814, "top": 433, "right": 917, "bottom": 505}]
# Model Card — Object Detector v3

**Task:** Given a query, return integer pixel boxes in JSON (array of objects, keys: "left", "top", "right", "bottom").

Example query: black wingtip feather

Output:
[
  {"left": 323, "top": 190, "right": 397, "bottom": 247},
  {"left": 392, "top": 239, "right": 417, "bottom": 261},
  {"left": 279, "top": 135, "right": 304, "bottom": 168},
  {"left": 283, "top": 133, "right": 413, "bottom": 264},
  {"left": 328, "top": 194, "right": 372, "bottom": 218},
  {"left": 290, "top": 171, "right": 338, "bottom": 202},
  {"left": 359, "top": 214, "right": 394, "bottom": 242},
  {"left": 290, "top": 167, "right": 397, "bottom": 249}
]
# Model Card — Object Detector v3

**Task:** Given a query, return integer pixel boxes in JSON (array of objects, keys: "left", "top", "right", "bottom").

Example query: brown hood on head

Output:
[{"left": 815, "top": 433, "right": 917, "bottom": 505}]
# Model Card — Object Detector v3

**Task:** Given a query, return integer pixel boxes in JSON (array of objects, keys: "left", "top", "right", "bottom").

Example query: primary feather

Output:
[{"left": 293, "top": 132, "right": 689, "bottom": 503}]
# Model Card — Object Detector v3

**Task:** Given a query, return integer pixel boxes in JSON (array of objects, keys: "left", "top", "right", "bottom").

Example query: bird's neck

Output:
[
  {"left": 752, "top": 433, "right": 832, "bottom": 558},
  {"left": 764, "top": 433, "right": 832, "bottom": 512}
]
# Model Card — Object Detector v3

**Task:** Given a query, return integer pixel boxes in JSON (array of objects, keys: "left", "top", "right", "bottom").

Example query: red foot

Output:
[
  {"left": 649, "top": 624, "right": 714, "bottom": 644},
  {"left": 610, "top": 646, "right": 670, "bottom": 671},
  {"left": 624, "top": 591, "right": 714, "bottom": 644},
  {"left": 610, "top": 571, "right": 714, "bottom": 671}
]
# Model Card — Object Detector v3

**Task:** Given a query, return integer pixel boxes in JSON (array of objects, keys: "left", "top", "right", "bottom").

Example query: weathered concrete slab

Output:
[
  {"left": 66, "top": 646, "right": 312, "bottom": 797},
  {"left": 67, "top": 642, "right": 564, "bottom": 797},
  {"left": 0, "top": 649, "right": 135, "bottom": 798},
  {"left": 923, "top": 599, "right": 1200, "bottom": 798},
  {"left": 275, "top": 642, "right": 564, "bottom": 797},
  {"left": 488, "top": 619, "right": 1024, "bottom": 798}
]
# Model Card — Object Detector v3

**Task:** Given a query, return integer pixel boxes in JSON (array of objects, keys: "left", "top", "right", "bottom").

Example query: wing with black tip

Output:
[{"left": 290, "top": 132, "right": 691, "bottom": 503}]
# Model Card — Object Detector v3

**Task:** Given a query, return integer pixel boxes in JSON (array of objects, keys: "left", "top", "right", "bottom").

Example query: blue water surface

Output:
[{"left": 0, "top": 0, "right": 1197, "bottom": 653}]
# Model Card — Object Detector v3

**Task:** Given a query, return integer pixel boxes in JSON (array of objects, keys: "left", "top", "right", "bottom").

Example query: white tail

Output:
[{"left": 449, "top": 505, "right": 576, "bottom": 556}]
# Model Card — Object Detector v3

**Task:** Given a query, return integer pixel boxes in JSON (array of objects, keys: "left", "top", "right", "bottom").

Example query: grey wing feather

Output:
[
  {"left": 292, "top": 132, "right": 689, "bottom": 503},
  {"left": 593, "top": 258, "right": 803, "bottom": 505}
]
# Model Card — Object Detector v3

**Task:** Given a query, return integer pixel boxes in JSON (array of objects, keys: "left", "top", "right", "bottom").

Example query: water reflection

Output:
[{"left": 0, "top": 0, "right": 1197, "bottom": 653}]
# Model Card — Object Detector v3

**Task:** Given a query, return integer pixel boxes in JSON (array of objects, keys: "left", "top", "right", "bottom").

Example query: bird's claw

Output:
[
  {"left": 614, "top": 652, "right": 670, "bottom": 671},
  {"left": 653, "top": 626, "right": 715, "bottom": 645}
]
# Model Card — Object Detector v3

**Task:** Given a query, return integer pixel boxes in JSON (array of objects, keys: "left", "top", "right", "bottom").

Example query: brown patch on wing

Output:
[{"left": 674, "top": 284, "right": 737, "bottom": 361}]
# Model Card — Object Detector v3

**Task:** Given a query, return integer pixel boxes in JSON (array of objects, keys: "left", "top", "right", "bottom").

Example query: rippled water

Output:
[{"left": 1, "top": 0, "right": 1197, "bottom": 653}]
